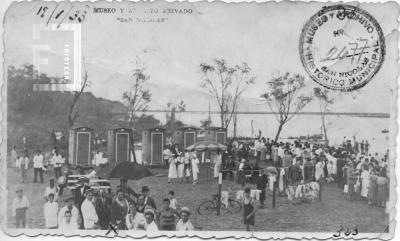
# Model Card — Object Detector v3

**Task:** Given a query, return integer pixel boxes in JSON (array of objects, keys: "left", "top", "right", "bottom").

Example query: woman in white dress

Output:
[
  {"left": 191, "top": 152, "right": 200, "bottom": 185},
  {"left": 360, "top": 165, "right": 370, "bottom": 198},
  {"left": 177, "top": 154, "right": 185, "bottom": 183},
  {"left": 168, "top": 146, "right": 178, "bottom": 183},
  {"left": 315, "top": 159, "right": 325, "bottom": 181}
]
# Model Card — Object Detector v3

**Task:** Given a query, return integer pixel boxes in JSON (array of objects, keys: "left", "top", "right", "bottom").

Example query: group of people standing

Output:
[
  {"left": 12, "top": 174, "right": 196, "bottom": 232},
  {"left": 164, "top": 144, "right": 200, "bottom": 185},
  {"left": 12, "top": 146, "right": 66, "bottom": 183}
]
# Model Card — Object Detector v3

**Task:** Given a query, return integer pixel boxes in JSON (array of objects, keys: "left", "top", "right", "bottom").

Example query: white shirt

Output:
[
  {"left": 144, "top": 221, "right": 158, "bottom": 231},
  {"left": 176, "top": 219, "right": 194, "bottom": 231},
  {"left": 81, "top": 199, "right": 98, "bottom": 229},
  {"left": 52, "top": 155, "right": 62, "bottom": 167},
  {"left": 44, "top": 186, "right": 59, "bottom": 200},
  {"left": 33, "top": 154, "right": 44, "bottom": 168},
  {"left": 126, "top": 212, "right": 145, "bottom": 230},
  {"left": 169, "top": 198, "right": 178, "bottom": 210},
  {"left": 44, "top": 201, "right": 59, "bottom": 228},
  {"left": 278, "top": 147, "right": 285, "bottom": 158},
  {"left": 12, "top": 196, "right": 29, "bottom": 216},
  {"left": 58, "top": 219, "right": 78, "bottom": 232},
  {"left": 58, "top": 205, "right": 80, "bottom": 225},
  {"left": 20, "top": 157, "right": 29, "bottom": 169}
]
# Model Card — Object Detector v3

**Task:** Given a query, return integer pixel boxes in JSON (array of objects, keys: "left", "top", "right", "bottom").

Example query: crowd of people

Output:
[
  {"left": 12, "top": 175, "right": 195, "bottom": 232},
  {"left": 9, "top": 135, "right": 390, "bottom": 232},
  {"left": 223, "top": 136, "right": 389, "bottom": 208}
]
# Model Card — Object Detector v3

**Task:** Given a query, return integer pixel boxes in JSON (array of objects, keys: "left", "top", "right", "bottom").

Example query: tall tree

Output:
[
  {"left": 314, "top": 87, "right": 334, "bottom": 144},
  {"left": 68, "top": 69, "right": 90, "bottom": 128},
  {"left": 122, "top": 62, "right": 152, "bottom": 124},
  {"left": 177, "top": 100, "right": 186, "bottom": 121},
  {"left": 199, "top": 58, "right": 255, "bottom": 131},
  {"left": 261, "top": 73, "right": 312, "bottom": 142}
]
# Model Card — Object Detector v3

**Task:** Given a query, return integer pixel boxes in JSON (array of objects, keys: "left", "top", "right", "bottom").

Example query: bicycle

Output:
[{"left": 197, "top": 194, "right": 242, "bottom": 215}]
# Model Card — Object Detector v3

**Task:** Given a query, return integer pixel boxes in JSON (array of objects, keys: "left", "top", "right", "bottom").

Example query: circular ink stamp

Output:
[{"left": 299, "top": 5, "right": 385, "bottom": 91}]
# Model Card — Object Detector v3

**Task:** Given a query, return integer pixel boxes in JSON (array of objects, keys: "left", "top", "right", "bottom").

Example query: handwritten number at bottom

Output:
[{"left": 333, "top": 225, "right": 358, "bottom": 237}]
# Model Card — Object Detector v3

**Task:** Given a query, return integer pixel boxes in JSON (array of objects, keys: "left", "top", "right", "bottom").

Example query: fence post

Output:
[
  {"left": 272, "top": 180, "right": 276, "bottom": 209},
  {"left": 319, "top": 179, "right": 322, "bottom": 202},
  {"left": 217, "top": 172, "right": 222, "bottom": 216}
]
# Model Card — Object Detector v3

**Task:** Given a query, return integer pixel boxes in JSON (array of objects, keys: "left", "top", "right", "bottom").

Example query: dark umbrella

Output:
[
  {"left": 96, "top": 162, "right": 153, "bottom": 180},
  {"left": 185, "top": 140, "right": 227, "bottom": 152}
]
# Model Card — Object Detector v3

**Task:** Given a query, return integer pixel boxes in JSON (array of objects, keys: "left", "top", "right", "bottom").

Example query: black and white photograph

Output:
[{"left": 0, "top": 0, "right": 398, "bottom": 240}]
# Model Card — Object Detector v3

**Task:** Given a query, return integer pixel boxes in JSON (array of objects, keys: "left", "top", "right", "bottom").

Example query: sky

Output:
[
  {"left": 4, "top": 1, "right": 398, "bottom": 101},
  {"left": 3, "top": 1, "right": 399, "bottom": 145}
]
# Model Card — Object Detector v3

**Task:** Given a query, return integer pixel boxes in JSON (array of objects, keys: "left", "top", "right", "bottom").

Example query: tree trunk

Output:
[
  {"left": 274, "top": 122, "right": 284, "bottom": 142},
  {"left": 220, "top": 112, "right": 225, "bottom": 128},
  {"left": 233, "top": 113, "right": 237, "bottom": 138},
  {"left": 321, "top": 115, "right": 328, "bottom": 145}
]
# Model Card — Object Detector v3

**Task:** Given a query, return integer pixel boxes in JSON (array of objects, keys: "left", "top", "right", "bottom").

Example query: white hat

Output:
[
  {"left": 144, "top": 208, "right": 155, "bottom": 217},
  {"left": 180, "top": 206, "right": 191, "bottom": 215}
]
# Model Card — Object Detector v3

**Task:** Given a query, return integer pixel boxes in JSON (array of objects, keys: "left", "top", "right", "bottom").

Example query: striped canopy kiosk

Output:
[
  {"left": 186, "top": 140, "right": 227, "bottom": 181},
  {"left": 185, "top": 140, "right": 227, "bottom": 152}
]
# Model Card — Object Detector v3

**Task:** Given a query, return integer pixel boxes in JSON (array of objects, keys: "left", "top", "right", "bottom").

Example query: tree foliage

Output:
[
  {"left": 122, "top": 61, "right": 152, "bottom": 123},
  {"left": 261, "top": 73, "right": 312, "bottom": 141},
  {"left": 313, "top": 87, "right": 334, "bottom": 144},
  {"left": 199, "top": 58, "right": 255, "bottom": 130}
]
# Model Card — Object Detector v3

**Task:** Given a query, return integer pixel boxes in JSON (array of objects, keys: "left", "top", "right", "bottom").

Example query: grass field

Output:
[{"left": 6, "top": 163, "right": 389, "bottom": 233}]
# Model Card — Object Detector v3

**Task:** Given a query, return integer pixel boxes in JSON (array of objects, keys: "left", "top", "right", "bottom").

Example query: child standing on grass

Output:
[
  {"left": 19, "top": 154, "right": 29, "bottom": 183},
  {"left": 12, "top": 189, "right": 29, "bottom": 228},
  {"left": 242, "top": 187, "right": 256, "bottom": 232},
  {"left": 168, "top": 191, "right": 178, "bottom": 210}
]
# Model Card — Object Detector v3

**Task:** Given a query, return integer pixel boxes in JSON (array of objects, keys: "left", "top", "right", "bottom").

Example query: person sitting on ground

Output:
[
  {"left": 176, "top": 207, "right": 194, "bottom": 231},
  {"left": 143, "top": 208, "right": 158, "bottom": 231},
  {"left": 58, "top": 210, "right": 78, "bottom": 232},
  {"left": 126, "top": 202, "right": 145, "bottom": 230},
  {"left": 58, "top": 197, "right": 80, "bottom": 228},
  {"left": 157, "top": 198, "right": 180, "bottom": 231}
]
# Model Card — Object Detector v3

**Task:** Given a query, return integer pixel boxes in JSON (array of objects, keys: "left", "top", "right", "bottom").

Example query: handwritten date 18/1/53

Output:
[
  {"left": 321, "top": 38, "right": 378, "bottom": 64},
  {"left": 36, "top": 4, "right": 90, "bottom": 27}
]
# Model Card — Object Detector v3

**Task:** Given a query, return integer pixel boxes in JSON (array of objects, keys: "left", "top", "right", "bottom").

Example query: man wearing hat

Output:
[
  {"left": 73, "top": 177, "right": 90, "bottom": 208},
  {"left": 143, "top": 208, "right": 158, "bottom": 231},
  {"left": 81, "top": 189, "right": 99, "bottom": 229},
  {"left": 142, "top": 186, "right": 156, "bottom": 209},
  {"left": 12, "top": 188, "right": 29, "bottom": 228},
  {"left": 176, "top": 207, "right": 194, "bottom": 231}
]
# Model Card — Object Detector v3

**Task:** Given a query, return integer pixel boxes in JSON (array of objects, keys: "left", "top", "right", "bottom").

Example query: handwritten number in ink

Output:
[
  {"left": 37, "top": 6, "right": 48, "bottom": 18},
  {"left": 55, "top": 10, "right": 64, "bottom": 19},
  {"left": 69, "top": 10, "right": 80, "bottom": 21},
  {"left": 77, "top": 10, "right": 87, "bottom": 23},
  {"left": 344, "top": 227, "right": 351, "bottom": 236},
  {"left": 352, "top": 227, "right": 358, "bottom": 236},
  {"left": 333, "top": 225, "right": 343, "bottom": 237}
]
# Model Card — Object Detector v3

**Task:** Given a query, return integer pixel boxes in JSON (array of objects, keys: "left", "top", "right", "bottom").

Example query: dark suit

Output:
[
  {"left": 73, "top": 185, "right": 90, "bottom": 207},
  {"left": 144, "top": 196, "right": 157, "bottom": 209},
  {"left": 95, "top": 195, "right": 112, "bottom": 229},
  {"left": 73, "top": 185, "right": 90, "bottom": 229}
]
